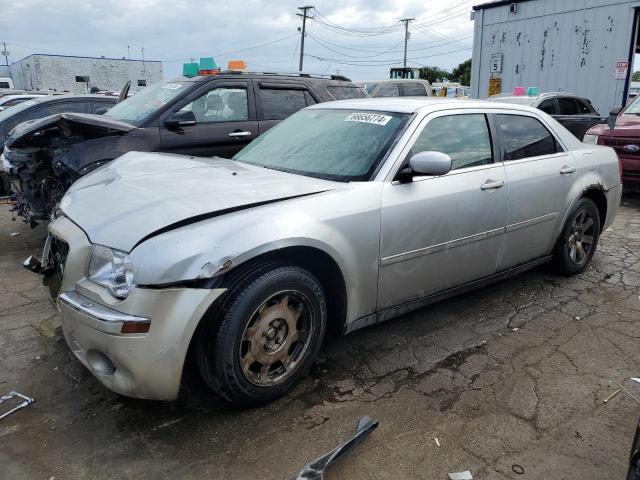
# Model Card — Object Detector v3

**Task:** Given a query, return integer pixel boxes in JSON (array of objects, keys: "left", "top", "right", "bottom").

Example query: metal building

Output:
[
  {"left": 9, "top": 54, "right": 163, "bottom": 94},
  {"left": 470, "top": 0, "right": 640, "bottom": 114}
]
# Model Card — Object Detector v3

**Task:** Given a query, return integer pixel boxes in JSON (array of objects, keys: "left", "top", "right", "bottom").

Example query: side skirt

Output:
[{"left": 343, "top": 255, "right": 553, "bottom": 335}]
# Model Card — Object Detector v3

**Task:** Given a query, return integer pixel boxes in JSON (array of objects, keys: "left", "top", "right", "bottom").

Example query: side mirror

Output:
[
  {"left": 164, "top": 110, "right": 197, "bottom": 129},
  {"left": 95, "top": 107, "right": 108, "bottom": 115},
  {"left": 607, "top": 106, "right": 622, "bottom": 133},
  {"left": 407, "top": 151, "right": 452, "bottom": 177}
]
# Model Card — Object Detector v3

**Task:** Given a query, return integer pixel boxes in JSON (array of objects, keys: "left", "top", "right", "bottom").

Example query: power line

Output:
[{"left": 305, "top": 46, "right": 472, "bottom": 67}]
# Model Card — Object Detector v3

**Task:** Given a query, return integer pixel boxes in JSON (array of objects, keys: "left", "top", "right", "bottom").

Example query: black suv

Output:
[{"left": 3, "top": 72, "right": 366, "bottom": 223}]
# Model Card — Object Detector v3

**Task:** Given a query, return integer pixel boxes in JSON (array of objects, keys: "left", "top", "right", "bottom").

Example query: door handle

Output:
[
  {"left": 228, "top": 131, "right": 252, "bottom": 138},
  {"left": 481, "top": 179, "right": 505, "bottom": 190},
  {"left": 559, "top": 165, "right": 576, "bottom": 175}
]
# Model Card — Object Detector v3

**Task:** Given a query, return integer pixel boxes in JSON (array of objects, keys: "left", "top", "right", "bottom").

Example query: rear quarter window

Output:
[{"left": 327, "top": 86, "right": 367, "bottom": 100}]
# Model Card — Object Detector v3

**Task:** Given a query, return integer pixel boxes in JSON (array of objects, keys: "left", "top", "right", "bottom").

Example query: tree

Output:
[
  {"left": 632, "top": 71, "right": 640, "bottom": 81},
  {"left": 418, "top": 66, "right": 451, "bottom": 84},
  {"left": 451, "top": 59, "right": 472, "bottom": 86}
]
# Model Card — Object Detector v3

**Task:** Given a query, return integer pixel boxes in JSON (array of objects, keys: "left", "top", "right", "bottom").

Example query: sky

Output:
[{"left": 1, "top": 0, "right": 476, "bottom": 81}]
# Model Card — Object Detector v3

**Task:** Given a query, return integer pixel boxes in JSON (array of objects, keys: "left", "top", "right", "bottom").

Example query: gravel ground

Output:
[{"left": 0, "top": 194, "right": 639, "bottom": 480}]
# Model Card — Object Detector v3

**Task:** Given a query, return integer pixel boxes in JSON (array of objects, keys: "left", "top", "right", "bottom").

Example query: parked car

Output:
[
  {"left": 43, "top": 98, "right": 621, "bottom": 406},
  {"left": 488, "top": 92, "right": 606, "bottom": 140},
  {"left": 3, "top": 72, "right": 366, "bottom": 225},
  {"left": 0, "top": 94, "right": 116, "bottom": 197},
  {"left": 0, "top": 77, "right": 14, "bottom": 89},
  {"left": 357, "top": 79, "right": 432, "bottom": 97},
  {"left": 0, "top": 94, "right": 48, "bottom": 111},
  {"left": 584, "top": 94, "right": 640, "bottom": 190}
]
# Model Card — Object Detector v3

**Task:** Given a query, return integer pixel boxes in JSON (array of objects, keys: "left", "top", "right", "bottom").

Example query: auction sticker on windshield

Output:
[
  {"left": 344, "top": 112, "right": 392, "bottom": 126},
  {"left": 162, "top": 84, "right": 183, "bottom": 90}
]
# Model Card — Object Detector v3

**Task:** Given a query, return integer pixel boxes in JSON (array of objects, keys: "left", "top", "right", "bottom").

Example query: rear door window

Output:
[
  {"left": 400, "top": 83, "right": 427, "bottom": 96},
  {"left": 375, "top": 83, "right": 400, "bottom": 97},
  {"left": 575, "top": 98, "right": 596, "bottom": 114},
  {"left": 496, "top": 114, "right": 559, "bottom": 161},
  {"left": 327, "top": 86, "right": 367, "bottom": 100},
  {"left": 259, "top": 88, "right": 309, "bottom": 120},
  {"left": 557, "top": 97, "right": 579, "bottom": 115},
  {"left": 411, "top": 114, "right": 493, "bottom": 170}
]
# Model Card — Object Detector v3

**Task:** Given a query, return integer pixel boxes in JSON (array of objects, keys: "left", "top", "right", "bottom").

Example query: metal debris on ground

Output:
[
  {"left": 434, "top": 437, "right": 441, "bottom": 447},
  {"left": 290, "top": 415, "right": 378, "bottom": 480},
  {"left": 10, "top": 232, "right": 19, "bottom": 237},
  {"left": 0, "top": 391, "right": 35, "bottom": 420},
  {"left": 512, "top": 464, "right": 525, "bottom": 475},
  {"left": 616, "top": 382, "right": 640, "bottom": 406},
  {"left": 448, "top": 470, "right": 473, "bottom": 480},
  {"left": 604, "top": 389, "right": 621, "bottom": 403}
]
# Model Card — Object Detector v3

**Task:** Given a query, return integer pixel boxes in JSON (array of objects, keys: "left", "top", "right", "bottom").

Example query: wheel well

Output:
[
  {"left": 254, "top": 246, "right": 348, "bottom": 336},
  {"left": 582, "top": 188, "right": 607, "bottom": 231}
]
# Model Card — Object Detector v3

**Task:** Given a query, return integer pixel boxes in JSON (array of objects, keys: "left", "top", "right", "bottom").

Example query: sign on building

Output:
[
  {"left": 490, "top": 53, "right": 503, "bottom": 74},
  {"left": 615, "top": 60, "right": 629, "bottom": 80},
  {"left": 488, "top": 77, "right": 502, "bottom": 97}
]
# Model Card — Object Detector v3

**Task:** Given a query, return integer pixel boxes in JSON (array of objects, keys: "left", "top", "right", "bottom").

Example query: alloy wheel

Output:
[
  {"left": 567, "top": 208, "right": 596, "bottom": 266},
  {"left": 239, "top": 290, "right": 315, "bottom": 387}
]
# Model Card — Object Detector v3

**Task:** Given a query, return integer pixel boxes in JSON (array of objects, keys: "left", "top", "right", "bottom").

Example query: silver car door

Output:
[
  {"left": 378, "top": 111, "right": 508, "bottom": 310},
  {"left": 493, "top": 112, "right": 576, "bottom": 269}
]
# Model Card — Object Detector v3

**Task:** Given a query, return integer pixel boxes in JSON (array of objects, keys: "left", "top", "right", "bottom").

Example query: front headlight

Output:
[
  {"left": 583, "top": 134, "right": 599, "bottom": 144},
  {"left": 87, "top": 245, "right": 135, "bottom": 299}
]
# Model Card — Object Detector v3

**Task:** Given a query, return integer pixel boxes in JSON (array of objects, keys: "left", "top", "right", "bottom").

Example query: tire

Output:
[
  {"left": 553, "top": 197, "right": 601, "bottom": 276},
  {"left": 196, "top": 261, "right": 327, "bottom": 407}
]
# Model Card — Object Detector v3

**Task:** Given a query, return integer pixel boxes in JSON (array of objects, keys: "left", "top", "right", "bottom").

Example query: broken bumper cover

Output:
[{"left": 58, "top": 286, "right": 226, "bottom": 400}]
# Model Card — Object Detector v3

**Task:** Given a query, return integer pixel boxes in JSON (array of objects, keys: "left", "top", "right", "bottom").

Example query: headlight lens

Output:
[
  {"left": 583, "top": 134, "right": 599, "bottom": 144},
  {"left": 87, "top": 245, "right": 135, "bottom": 299}
]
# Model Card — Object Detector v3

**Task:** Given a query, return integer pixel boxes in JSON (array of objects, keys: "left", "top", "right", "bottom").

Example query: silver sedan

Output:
[{"left": 48, "top": 98, "right": 621, "bottom": 406}]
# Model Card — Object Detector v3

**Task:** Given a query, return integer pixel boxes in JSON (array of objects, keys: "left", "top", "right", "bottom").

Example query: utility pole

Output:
[
  {"left": 400, "top": 18, "right": 414, "bottom": 68},
  {"left": 2, "top": 42, "right": 9, "bottom": 66},
  {"left": 297, "top": 5, "right": 313, "bottom": 72}
]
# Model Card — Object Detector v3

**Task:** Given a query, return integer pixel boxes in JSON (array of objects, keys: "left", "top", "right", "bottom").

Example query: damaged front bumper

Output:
[
  {"left": 58, "top": 285, "right": 225, "bottom": 400},
  {"left": 48, "top": 215, "right": 227, "bottom": 400}
]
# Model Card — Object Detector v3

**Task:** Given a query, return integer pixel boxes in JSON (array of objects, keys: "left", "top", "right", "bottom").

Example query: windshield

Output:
[
  {"left": 234, "top": 108, "right": 409, "bottom": 182},
  {"left": 0, "top": 100, "right": 36, "bottom": 122},
  {"left": 623, "top": 94, "right": 640, "bottom": 115},
  {"left": 105, "top": 81, "right": 189, "bottom": 126}
]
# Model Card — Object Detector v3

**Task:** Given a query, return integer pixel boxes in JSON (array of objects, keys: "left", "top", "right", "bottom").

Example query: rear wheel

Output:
[
  {"left": 196, "top": 262, "right": 326, "bottom": 407},
  {"left": 553, "top": 198, "right": 601, "bottom": 275}
]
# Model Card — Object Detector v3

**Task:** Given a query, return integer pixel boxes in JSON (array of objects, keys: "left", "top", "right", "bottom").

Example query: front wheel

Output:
[
  {"left": 553, "top": 198, "right": 601, "bottom": 275},
  {"left": 196, "top": 262, "right": 327, "bottom": 407}
]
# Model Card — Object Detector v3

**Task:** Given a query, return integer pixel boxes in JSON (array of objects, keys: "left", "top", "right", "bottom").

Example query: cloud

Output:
[{"left": 3, "top": 0, "right": 475, "bottom": 81}]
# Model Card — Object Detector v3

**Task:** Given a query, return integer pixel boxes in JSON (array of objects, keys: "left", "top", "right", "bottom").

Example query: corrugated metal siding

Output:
[{"left": 471, "top": 0, "right": 640, "bottom": 114}]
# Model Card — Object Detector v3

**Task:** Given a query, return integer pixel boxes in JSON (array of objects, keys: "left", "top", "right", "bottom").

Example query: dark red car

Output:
[{"left": 585, "top": 99, "right": 640, "bottom": 190}]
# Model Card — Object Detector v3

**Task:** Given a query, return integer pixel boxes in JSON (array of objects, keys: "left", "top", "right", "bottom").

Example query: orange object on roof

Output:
[{"left": 228, "top": 60, "right": 247, "bottom": 71}]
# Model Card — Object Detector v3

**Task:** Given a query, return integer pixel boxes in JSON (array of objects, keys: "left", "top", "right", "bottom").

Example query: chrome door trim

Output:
[
  {"left": 380, "top": 226, "right": 504, "bottom": 266},
  {"left": 505, "top": 212, "right": 558, "bottom": 233}
]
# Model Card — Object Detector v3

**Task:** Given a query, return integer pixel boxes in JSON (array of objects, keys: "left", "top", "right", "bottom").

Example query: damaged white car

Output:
[{"left": 45, "top": 98, "right": 621, "bottom": 406}]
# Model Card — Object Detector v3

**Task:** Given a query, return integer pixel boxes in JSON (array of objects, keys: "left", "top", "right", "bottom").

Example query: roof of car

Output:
[
  {"left": 28, "top": 94, "right": 117, "bottom": 103},
  {"left": 173, "top": 72, "right": 355, "bottom": 84},
  {"left": 306, "top": 97, "right": 541, "bottom": 114},
  {"left": 356, "top": 79, "right": 431, "bottom": 84}
]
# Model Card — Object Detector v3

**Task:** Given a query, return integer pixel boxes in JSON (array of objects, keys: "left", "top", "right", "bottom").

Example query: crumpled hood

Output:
[
  {"left": 5, "top": 112, "right": 134, "bottom": 147},
  {"left": 61, "top": 151, "right": 337, "bottom": 252}
]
